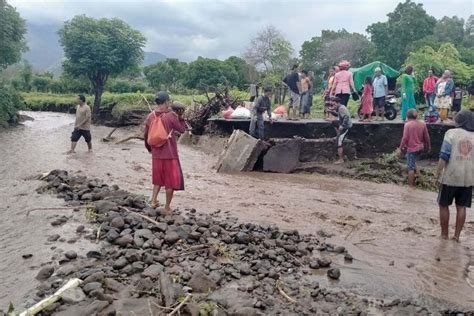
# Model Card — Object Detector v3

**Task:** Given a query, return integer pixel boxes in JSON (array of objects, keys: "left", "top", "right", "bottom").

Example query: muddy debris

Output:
[{"left": 23, "top": 169, "right": 468, "bottom": 315}]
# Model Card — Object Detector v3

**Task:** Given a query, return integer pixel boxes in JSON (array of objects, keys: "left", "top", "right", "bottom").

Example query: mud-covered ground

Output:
[{"left": 0, "top": 112, "right": 473, "bottom": 313}]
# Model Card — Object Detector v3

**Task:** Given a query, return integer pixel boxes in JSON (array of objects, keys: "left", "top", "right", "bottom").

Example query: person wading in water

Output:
[
  {"left": 433, "top": 110, "right": 474, "bottom": 242},
  {"left": 144, "top": 92, "right": 187, "bottom": 214},
  {"left": 67, "top": 94, "right": 92, "bottom": 154}
]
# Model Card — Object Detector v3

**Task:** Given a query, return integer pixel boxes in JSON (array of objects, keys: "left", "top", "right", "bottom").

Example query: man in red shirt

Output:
[
  {"left": 423, "top": 69, "right": 438, "bottom": 108},
  {"left": 144, "top": 92, "right": 187, "bottom": 214},
  {"left": 399, "top": 109, "right": 431, "bottom": 187}
]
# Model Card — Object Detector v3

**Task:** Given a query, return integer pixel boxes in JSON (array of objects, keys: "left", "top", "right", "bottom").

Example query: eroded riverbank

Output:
[{"left": 0, "top": 111, "right": 473, "bottom": 313}]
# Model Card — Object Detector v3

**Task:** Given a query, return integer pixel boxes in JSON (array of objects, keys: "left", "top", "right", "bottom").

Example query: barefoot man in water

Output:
[
  {"left": 67, "top": 95, "right": 92, "bottom": 154},
  {"left": 433, "top": 110, "right": 474, "bottom": 242},
  {"left": 144, "top": 91, "right": 186, "bottom": 214}
]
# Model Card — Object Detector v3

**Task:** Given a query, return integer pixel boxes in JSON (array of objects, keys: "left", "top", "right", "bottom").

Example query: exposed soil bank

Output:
[
  {"left": 1, "top": 112, "right": 473, "bottom": 313},
  {"left": 208, "top": 118, "right": 454, "bottom": 159}
]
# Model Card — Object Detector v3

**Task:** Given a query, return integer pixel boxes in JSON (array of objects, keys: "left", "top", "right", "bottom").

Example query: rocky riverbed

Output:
[{"left": 12, "top": 169, "right": 452, "bottom": 316}]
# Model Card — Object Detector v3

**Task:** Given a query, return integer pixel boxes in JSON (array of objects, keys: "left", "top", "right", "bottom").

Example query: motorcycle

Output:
[{"left": 358, "top": 94, "right": 398, "bottom": 120}]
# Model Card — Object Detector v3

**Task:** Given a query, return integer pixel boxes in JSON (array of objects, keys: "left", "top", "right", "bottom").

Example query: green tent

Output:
[{"left": 349, "top": 61, "right": 400, "bottom": 91}]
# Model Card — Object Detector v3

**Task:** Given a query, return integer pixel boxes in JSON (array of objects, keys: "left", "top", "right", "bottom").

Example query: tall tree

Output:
[
  {"left": 367, "top": 0, "right": 436, "bottom": 68},
  {"left": 185, "top": 57, "right": 238, "bottom": 89},
  {"left": 434, "top": 16, "right": 465, "bottom": 44},
  {"left": 300, "top": 29, "right": 375, "bottom": 90},
  {"left": 58, "top": 15, "right": 146, "bottom": 117},
  {"left": 0, "top": 0, "right": 27, "bottom": 69},
  {"left": 143, "top": 58, "right": 188, "bottom": 92},
  {"left": 224, "top": 56, "right": 256, "bottom": 89},
  {"left": 244, "top": 25, "right": 293, "bottom": 74}
]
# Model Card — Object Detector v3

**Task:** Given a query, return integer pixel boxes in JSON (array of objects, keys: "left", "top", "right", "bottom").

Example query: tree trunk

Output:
[{"left": 92, "top": 83, "right": 104, "bottom": 119}]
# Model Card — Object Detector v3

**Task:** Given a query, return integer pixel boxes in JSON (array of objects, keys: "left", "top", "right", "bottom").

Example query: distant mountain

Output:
[
  {"left": 143, "top": 51, "right": 167, "bottom": 66},
  {"left": 22, "top": 23, "right": 167, "bottom": 75}
]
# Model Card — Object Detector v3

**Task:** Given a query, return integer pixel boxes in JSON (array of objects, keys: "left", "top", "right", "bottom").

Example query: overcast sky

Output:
[{"left": 9, "top": 0, "right": 474, "bottom": 61}]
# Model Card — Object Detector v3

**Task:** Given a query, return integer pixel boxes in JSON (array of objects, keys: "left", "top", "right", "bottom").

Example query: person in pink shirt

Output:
[
  {"left": 423, "top": 69, "right": 438, "bottom": 108},
  {"left": 399, "top": 109, "right": 431, "bottom": 188},
  {"left": 330, "top": 60, "right": 356, "bottom": 106}
]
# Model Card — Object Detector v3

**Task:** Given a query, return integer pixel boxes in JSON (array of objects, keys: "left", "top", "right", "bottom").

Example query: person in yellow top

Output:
[{"left": 67, "top": 95, "right": 92, "bottom": 154}]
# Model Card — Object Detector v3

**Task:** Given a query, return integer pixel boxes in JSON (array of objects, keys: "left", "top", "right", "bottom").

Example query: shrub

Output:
[{"left": 0, "top": 85, "right": 23, "bottom": 127}]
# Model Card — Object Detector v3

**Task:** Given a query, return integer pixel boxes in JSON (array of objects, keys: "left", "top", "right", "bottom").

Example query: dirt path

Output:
[{"left": 0, "top": 111, "right": 473, "bottom": 311}]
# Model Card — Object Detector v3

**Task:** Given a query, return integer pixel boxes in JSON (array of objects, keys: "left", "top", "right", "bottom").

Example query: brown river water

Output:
[{"left": 0, "top": 111, "right": 473, "bottom": 312}]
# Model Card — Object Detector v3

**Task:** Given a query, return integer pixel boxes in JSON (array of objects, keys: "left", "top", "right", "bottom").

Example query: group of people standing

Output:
[
  {"left": 423, "top": 69, "right": 464, "bottom": 123},
  {"left": 282, "top": 64, "right": 315, "bottom": 120}
]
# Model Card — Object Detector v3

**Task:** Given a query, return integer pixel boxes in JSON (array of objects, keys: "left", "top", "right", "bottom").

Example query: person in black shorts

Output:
[
  {"left": 67, "top": 95, "right": 92, "bottom": 154},
  {"left": 433, "top": 110, "right": 474, "bottom": 242}
]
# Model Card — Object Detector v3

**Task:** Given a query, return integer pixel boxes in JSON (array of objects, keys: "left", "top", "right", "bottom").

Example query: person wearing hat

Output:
[
  {"left": 144, "top": 91, "right": 187, "bottom": 214},
  {"left": 250, "top": 86, "right": 273, "bottom": 140},
  {"left": 330, "top": 60, "right": 356, "bottom": 107},
  {"left": 433, "top": 110, "right": 474, "bottom": 242},
  {"left": 373, "top": 67, "right": 388, "bottom": 121}
]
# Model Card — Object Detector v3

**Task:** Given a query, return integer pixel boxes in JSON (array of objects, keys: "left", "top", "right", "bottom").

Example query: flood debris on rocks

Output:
[{"left": 21, "top": 169, "right": 467, "bottom": 315}]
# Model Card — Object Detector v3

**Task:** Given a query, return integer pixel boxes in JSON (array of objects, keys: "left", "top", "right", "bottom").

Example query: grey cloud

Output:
[{"left": 9, "top": 0, "right": 473, "bottom": 61}]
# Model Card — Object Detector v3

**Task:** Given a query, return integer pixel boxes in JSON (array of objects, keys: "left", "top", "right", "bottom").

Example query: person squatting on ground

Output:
[
  {"left": 433, "top": 110, "right": 474, "bottom": 242},
  {"left": 299, "top": 70, "right": 312, "bottom": 119},
  {"left": 434, "top": 70, "right": 455, "bottom": 122},
  {"left": 332, "top": 96, "right": 353, "bottom": 164},
  {"left": 144, "top": 91, "right": 187, "bottom": 214},
  {"left": 250, "top": 86, "right": 273, "bottom": 140},
  {"left": 372, "top": 67, "right": 388, "bottom": 121},
  {"left": 399, "top": 109, "right": 431, "bottom": 188},
  {"left": 423, "top": 69, "right": 438, "bottom": 109},
  {"left": 282, "top": 64, "right": 301, "bottom": 120},
  {"left": 67, "top": 94, "right": 92, "bottom": 154},
  {"left": 400, "top": 65, "right": 416, "bottom": 122},
  {"left": 331, "top": 60, "right": 356, "bottom": 107},
  {"left": 360, "top": 76, "right": 373, "bottom": 121}
]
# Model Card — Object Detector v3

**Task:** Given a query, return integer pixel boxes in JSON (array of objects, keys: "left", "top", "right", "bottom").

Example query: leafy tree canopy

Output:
[
  {"left": 404, "top": 43, "right": 474, "bottom": 91},
  {"left": 58, "top": 15, "right": 146, "bottom": 114},
  {"left": 143, "top": 58, "right": 188, "bottom": 92},
  {"left": 367, "top": 0, "right": 437, "bottom": 68},
  {"left": 185, "top": 57, "right": 238, "bottom": 89},
  {"left": 0, "top": 0, "right": 27, "bottom": 69}
]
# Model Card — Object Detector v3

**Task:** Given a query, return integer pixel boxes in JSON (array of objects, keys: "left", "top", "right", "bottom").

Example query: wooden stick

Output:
[
  {"left": 167, "top": 294, "right": 192, "bottom": 316},
  {"left": 19, "top": 278, "right": 82, "bottom": 316},
  {"left": 119, "top": 206, "right": 161, "bottom": 226},
  {"left": 106, "top": 127, "right": 118, "bottom": 139},
  {"left": 139, "top": 93, "right": 153, "bottom": 112},
  {"left": 276, "top": 282, "right": 297, "bottom": 304},
  {"left": 115, "top": 135, "right": 144, "bottom": 144}
]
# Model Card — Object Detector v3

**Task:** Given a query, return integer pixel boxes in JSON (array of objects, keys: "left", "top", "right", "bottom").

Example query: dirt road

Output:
[{"left": 0, "top": 111, "right": 472, "bottom": 311}]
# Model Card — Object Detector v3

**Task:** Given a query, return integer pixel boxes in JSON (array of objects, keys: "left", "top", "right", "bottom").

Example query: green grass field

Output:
[{"left": 21, "top": 91, "right": 364, "bottom": 120}]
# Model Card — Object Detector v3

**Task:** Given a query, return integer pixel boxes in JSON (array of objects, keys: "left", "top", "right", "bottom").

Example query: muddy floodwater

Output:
[{"left": 0, "top": 111, "right": 473, "bottom": 312}]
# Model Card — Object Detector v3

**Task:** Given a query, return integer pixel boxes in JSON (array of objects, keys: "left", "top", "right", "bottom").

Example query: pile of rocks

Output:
[{"left": 29, "top": 170, "right": 434, "bottom": 315}]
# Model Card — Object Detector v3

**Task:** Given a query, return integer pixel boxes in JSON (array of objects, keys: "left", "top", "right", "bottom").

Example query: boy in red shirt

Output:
[{"left": 399, "top": 109, "right": 431, "bottom": 187}]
